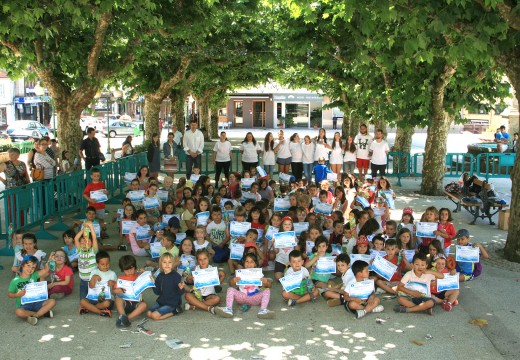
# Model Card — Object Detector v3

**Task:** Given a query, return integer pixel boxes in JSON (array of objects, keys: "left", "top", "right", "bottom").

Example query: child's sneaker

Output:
[
  {"left": 208, "top": 306, "right": 216, "bottom": 315},
  {"left": 452, "top": 299, "right": 459, "bottom": 306},
  {"left": 184, "top": 303, "right": 195, "bottom": 311},
  {"left": 215, "top": 307, "right": 233, "bottom": 318},
  {"left": 100, "top": 309, "right": 112, "bottom": 317},
  {"left": 115, "top": 318, "right": 123, "bottom": 328},
  {"left": 121, "top": 314, "right": 131, "bottom": 327},
  {"left": 356, "top": 310, "right": 367, "bottom": 319},
  {"left": 257, "top": 309, "right": 275, "bottom": 319},
  {"left": 393, "top": 305, "right": 408, "bottom": 313},
  {"left": 26, "top": 316, "right": 38, "bottom": 325},
  {"left": 79, "top": 307, "right": 89, "bottom": 315},
  {"left": 442, "top": 301, "right": 453, "bottom": 312},
  {"left": 118, "top": 245, "right": 127, "bottom": 251},
  {"left": 287, "top": 299, "right": 297, "bottom": 307},
  {"left": 372, "top": 305, "right": 384, "bottom": 313},
  {"left": 327, "top": 298, "right": 341, "bottom": 307},
  {"left": 43, "top": 310, "right": 54, "bottom": 318}
]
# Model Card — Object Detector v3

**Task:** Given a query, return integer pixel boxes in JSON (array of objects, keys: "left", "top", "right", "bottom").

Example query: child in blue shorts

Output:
[
  {"left": 8, "top": 255, "right": 56, "bottom": 325},
  {"left": 454, "top": 229, "right": 489, "bottom": 282}
]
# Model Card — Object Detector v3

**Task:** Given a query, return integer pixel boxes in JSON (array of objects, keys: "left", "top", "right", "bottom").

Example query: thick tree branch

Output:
[
  {"left": 87, "top": 11, "right": 113, "bottom": 77},
  {"left": 33, "top": 39, "right": 44, "bottom": 65},
  {"left": 0, "top": 38, "right": 22, "bottom": 56}
]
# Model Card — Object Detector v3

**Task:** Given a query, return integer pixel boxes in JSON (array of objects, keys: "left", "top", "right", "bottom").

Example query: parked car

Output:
[
  {"left": 7, "top": 120, "right": 51, "bottom": 141},
  {"left": 80, "top": 116, "right": 99, "bottom": 133},
  {"left": 101, "top": 120, "right": 138, "bottom": 138}
]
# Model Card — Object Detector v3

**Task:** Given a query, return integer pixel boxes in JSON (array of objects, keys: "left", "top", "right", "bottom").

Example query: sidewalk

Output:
[{"left": 0, "top": 177, "right": 518, "bottom": 359}]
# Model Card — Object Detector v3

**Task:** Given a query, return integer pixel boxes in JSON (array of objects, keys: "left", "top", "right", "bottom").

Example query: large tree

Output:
[{"left": 0, "top": 1, "right": 161, "bottom": 157}]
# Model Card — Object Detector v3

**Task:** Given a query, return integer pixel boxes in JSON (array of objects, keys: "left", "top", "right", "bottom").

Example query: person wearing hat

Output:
[
  {"left": 353, "top": 235, "right": 371, "bottom": 256},
  {"left": 454, "top": 229, "right": 488, "bottom": 282}
]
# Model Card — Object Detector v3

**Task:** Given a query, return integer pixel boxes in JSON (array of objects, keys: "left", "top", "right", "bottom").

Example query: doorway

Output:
[{"left": 253, "top": 101, "right": 266, "bottom": 127}]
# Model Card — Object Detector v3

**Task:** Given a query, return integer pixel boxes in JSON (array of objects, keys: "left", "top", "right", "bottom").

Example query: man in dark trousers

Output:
[{"left": 79, "top": 128, "right": 102, "bottom": 170}]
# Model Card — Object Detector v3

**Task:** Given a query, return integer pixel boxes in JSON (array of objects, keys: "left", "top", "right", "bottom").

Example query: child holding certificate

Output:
[
  {"left": 147, "top": 253, "right": 185, "bottom": 320},
  {"left": 417, "top": 206, "right": 439, "bottom": 254},
  {"left": 79, "top": 251, "right": 117, "bottom": 317},
  {"left": 128, "top": 210, "right": 152, "bottom": 257},
  {"left": 194, "top": 225, "right": 215, "bottom": 260},
  {"left": 119, "top": 203, "right": 136, "bottom": 251},
  {"left": 374, "top": 239, "right": 411, "bottom": 296},
  {"left": 454, "top": 229, "right": 488, "bottom": 282},
  {"left": 184, "top": 249, "right": 225, "bottom": 314},
  {"left": 430, "top": 254, "right": 460, "bottom": 311},
  {"left": 113, "top": 255, "right": 148, "bottom": 327},
  {"left": 274, "top": 217, "right": 298, "bottom": 281},
  {"left": 8, "top": 255, "right": 55, "bottom": 325},
  {"left": 12, "top": 233, "right": 46, "bottom": 275},
  {"left": 323, "top": 253, "right": 354, "bottom": 307},
  {"left": 305, "top": 236, "right": 333, "bottom": 289},
  {"left": 46, "top": 249, "right": 74, "bottom": 299},
  {"left": 228, "top": 229, "right": 261, "bottom": 275},
  {"left": 83, "top": 167, "right": 108, "bottom": 226},
  {"left": 343, "top": 261, "right": 384, "bottom": 319},
  {"left": 282, "top": 250, "right": 319, "bottom": 307},
  {"left": 144, "top": 183, "right": 162, "bottom": 224},
  {"left": 216, "top": 253, "right": 274, "bottom": 319},
  {"left": 394, "top": 253, "right": 444, "bottom": 315}
]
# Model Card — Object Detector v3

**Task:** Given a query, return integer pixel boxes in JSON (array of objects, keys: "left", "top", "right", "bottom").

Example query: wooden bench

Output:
[{"left": 444, "top": 175, "right": 508, "bottom": 225}]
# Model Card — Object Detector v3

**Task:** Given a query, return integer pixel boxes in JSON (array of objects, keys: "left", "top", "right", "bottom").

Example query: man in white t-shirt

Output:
[
  {"left": 183, "top": 120, "right": 205, "bottom": 179},
  {"left": 354, "top": 124, "right": 373, "bottom": 179},
  {"left": 369, "top": 129, "right": 390, "bottom": 178}
]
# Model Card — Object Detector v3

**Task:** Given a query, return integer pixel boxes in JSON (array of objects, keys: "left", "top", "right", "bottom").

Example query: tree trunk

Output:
[
  {"left": 56, "top": 105, "right": 85, "bottom": 162},
  {"left": 373, "top": 117, "right": 387, "bottom": 137},
  {"left": 144, "top": 93, "right": 162, "bottom": 140},
  {"left": 392, "top": 125, "right": 415, "bottom": 174},
  {"left": 210, "top": 111, "right": 219, "bottom": 139},
  {"left": 170, "top": 90, "right": 188, "bottom": 132},
  {"left": 420, "top": 63, "right": 457, "bottom": 195},
  {"left": 349, "top": 117, "right": 361, "bottom": 138},
  {"left": 500, "top": 49, "right": 520, "bottom": 262},
  {"left": 198, "top": 98, "right": 210, "bottom": 133}
]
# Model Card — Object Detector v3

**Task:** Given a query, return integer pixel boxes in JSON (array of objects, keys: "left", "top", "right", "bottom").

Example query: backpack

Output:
[{"left": 444, "top": 181, "right": 462, "bottom": 194}]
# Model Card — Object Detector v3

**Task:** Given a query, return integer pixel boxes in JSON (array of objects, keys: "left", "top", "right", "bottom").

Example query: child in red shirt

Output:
[{"left": 375, "top": 239, "right": 411, "bottom": 295}]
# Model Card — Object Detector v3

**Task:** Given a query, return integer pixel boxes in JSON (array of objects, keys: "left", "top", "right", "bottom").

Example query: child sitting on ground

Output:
[
  {"left": 46, "top": 249, "right": 74, "bottom": 299},
  {"left": 454, "top": 229, "right": 489, "bottom": 282},
  {"left": 228, "top": 229, "right": 260, "bottom": 275},
  {"left": 216, "top": 253, "right": 275, "bottom": 319},
  {"left": 430, "top": 254, "right": 460, "bottom": 311},
  {"left": 323, "top": 253, "right": 353, "bottom": 307},
  {"left": 79, "top": 251, "right": 117, "bottom": 317},
  {"left": 12, "top": 233, "right": 46, "bottom": 275},
  {"left": 374, "top": 239, "right": 411, "bottom": 295},
  {"left": 146, "top": 231, "right": 179, "bottom": 269},
  {"left": 282, "top": 250, "right": 319, "bottom": 307},
  {"left": 343, "top": 261, "right": 384, "bottom": 319},
  {"left": 62, "top": 230, "right": 78, "bottom": 270},
  {"left": 394, "top": 252, "right": 444, "bottom": 315},
  {"left": 8, "top": 255, "right": 55, "bottom": 325}
]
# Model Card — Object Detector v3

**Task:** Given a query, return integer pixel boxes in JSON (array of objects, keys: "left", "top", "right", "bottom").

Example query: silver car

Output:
[{"left": 101, "top": 120, "right": 137, "bottom": 138}]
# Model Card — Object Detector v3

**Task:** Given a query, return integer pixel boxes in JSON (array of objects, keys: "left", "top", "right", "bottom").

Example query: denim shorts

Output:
[
  {"left": 277, "top": 157, "right": 292, "bottom": 165},
  {"left": 149, "top": 302, "right": 175, "bottom": 316},
  {"left": 20, "top": 300, "right": 44, "bottom": 312}
]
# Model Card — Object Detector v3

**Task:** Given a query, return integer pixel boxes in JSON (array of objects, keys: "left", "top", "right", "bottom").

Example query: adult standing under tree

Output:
[
  {"left": 163, "top": 132, "right": 177, "bottom": 179},
  {"left": 239, "top": 132, "right": 262, "bottom": 172},
  {"left": 79, "top": 128, "right": 101, "bottom": 170},
  {"left": 354, "top": 124, "right": 373, "bottom": 180},
  {"left": 369, "top": 129, "right": 389, "bottom": 178},
  {"left": 314, "top": 128, "right": 331, "bottom": 165},
  {"left": 147, "top": 133, "right": 161, "bottom": 179},
  {"left": 274, "top": 130, "right": 291, "bottom": 175},
  {"left": 34, "top": 138, "right": 56, "bottom": 217},
  {"left": 213, "top": 131, "right": 232, "bottom": 187},
  {"left": 183, "top": 120, "right": 204, "bottom": 179},
  {"left": 0, "top": 148, "right": 30, "bottom": 226}
]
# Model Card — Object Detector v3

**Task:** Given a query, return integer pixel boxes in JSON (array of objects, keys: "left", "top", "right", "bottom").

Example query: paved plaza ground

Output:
[{"left": 0, "top": 129, "right": 518, "bottom": 359}]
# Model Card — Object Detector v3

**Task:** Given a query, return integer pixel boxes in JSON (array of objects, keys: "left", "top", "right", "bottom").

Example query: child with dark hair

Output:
[
  {"left": 282, "top": 250, "right": 319, "bottom": 306},
  {"left": 113, "top": 255, "right": 148, "bottom": 327},
  {"left": 62, "top": 229, "right": 78, "bottom": 269},
  {"left": 435, "top": 208, "right": 456, "bottom": 255},
  {"left": 305, "top": 236, "right": 333, "bottom": 289},
  {"left": 343, "top": 261, "right": 384, "bottom": 319}
]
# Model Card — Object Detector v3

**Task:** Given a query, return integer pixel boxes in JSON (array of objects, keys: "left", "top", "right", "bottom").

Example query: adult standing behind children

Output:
[
  {"left": 240, "top": 132, "right": 262, "bottom": 172},
  {"left": 79, "top": 128, "right": 102, "bottom": 170},
  {"left": 354, "top": 124, "right": 373, "bottom": 179},
  {"left": 147, "top": 133, "right": 161, "bottom": 179},
  {"left": 213, "top": 131, "right": 233, "bottom": 188},
  {"left": 163, "top": 132, "right": 177, "bottom": 179},
  {"left": 274, "top": 130, "right": 292, "bottom": 176},
  {"left": 183, "top": 120, "right": 204, "bottom": 180},
  {"left": 369, "top": 129, "right": 389, "bottom": 178}
]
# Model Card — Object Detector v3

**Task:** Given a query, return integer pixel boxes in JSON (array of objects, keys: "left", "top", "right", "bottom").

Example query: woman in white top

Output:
[
  {"left": 33, "top": 139, "right": 56, "bottom": 180},
  {"left": 239, "top": 132, "right": 262, "bottom": 172},
  {"left": 302, "top": 135, "right": 315, "bottom": 181},
  {"left": 213, "top": 131, "right": 233, "bottom": 187},
  {"left": 274, "top": 130, "right": 291, "bottom": 175},
  {"left": 262, "top": 132, "right": 276, "bottom": 176},
  {"left": 313, "top": 127, "right": 331, "bottom": 164},
  {"left": 329, "top": 131, "right": 344, "bottom": 178},
  {"left": 289, "top": 133, "right": 304, "bottom": 180},
  {"left": 343, "top": 135, "right": 357, "bottom": 175}
]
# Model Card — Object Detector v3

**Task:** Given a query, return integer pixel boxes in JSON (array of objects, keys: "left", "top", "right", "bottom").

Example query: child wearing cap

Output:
[{"left": 454, "top": 229, "right": 488, "bottom": 282}]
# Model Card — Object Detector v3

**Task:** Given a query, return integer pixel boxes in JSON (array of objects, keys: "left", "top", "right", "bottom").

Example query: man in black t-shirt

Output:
[{"left": 79, "top": 128, "right": 101, "bottom": 170}]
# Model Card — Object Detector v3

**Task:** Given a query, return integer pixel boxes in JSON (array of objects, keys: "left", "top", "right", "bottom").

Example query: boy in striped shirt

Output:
[{"left": 74, "top": 222, "right": 99, "bottom": 301}]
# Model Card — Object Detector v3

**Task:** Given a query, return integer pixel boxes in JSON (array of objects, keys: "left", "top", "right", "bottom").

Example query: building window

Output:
[
  {"left": 285, "top": 103, "right": 310, "bottom": 127},
  {"left": 253, "top": 101, "right": 265, "bottom": 127},
  {"left": 234, "top": 101, "right": 243, "bottom": 127}
]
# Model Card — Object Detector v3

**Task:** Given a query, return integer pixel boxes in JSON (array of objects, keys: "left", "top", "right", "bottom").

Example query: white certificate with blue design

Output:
[
  {"left": 156, "top": 189, "right": 169, "bottom": 202},
  {"left": 456, "top": 246, "right": 479, "bottom": 263},
  {"left": 236, "top": 268, "right": 263, "bottom": 286},
  {"left": 86, "top": 280, "right": 112, "bottom": 301},
  {"left": 196, "top": 211, "right": 210, "bottom": 226},
  {"left": 331, "top": 244, "right": 342, "bottom": 256},
  {"left": 371, "top": 255, "right": 398, "bottom": 281},
  {"left": 326, "top": 173, "right": 338, "bottom": 182},
  {"left": 241, "top": 191, "right": 257, "bottom": 201},
  {"left": 124, "top": 172, "right": 137, "bottom": 184},
  {"left": 90, "top": 189, "right": 108, "bottom": 203},
  {"left": 175, "top": 232, "right": 187, "bottom": 245},
  {"left": 193, "top": 267, "right": 220, "bottom": 289},
  {"left": 315, "top": 257, "right": 336, "bottom": 274},
  {"left": 116, "top": 279, "right": 140, "bottom": 302},
  {"left": 380, "top": 190, "right": 395, "bottom": 209},
  {"left": 121, "top": 220, "right": 136, "bottom": 235},
  {"left": 314, "top": 202, "right": 333, "bottom": 215},
  {"left": 135, "top": 225, "right": 151, "bottom": 241},
  {"left": 280, "top": 271, "right": 303, "bottom": 292},
  {"left": 190, "top": 174, "right": 201, "bottom": 182},
  {"left": 241, "top": 178, "right": 255, "bottom": 190},
  {"left": 256, "top": 166, "right": 267, "bottom": 177},
  {"left": 306, "top": 240, "right": 314, "bottom": 256},
  {"left": 178, "top": 254, "right": 195, "bottom": 272},
  {"left": 21, "top": 281, "right": 48, "bottom": 305},
  {"left": 372, "top": 250, "right": 387, "bottom": 258},
  {"left": 265, "top": 226, "right": 279, "bottom": 241},
  {"left": 436, "top": 274, "right": 459, "bottom": 291},
  {"left": 294, "top": 222, "right": 309, "bottom": 237},
  {"left": 402, "top": 250, "right": 415, "bottom": 263},
  {"left": 128, "top": 190, "right": 145, "bottom": 202},
  {"left": 274, "top": 231, "right": 297, "bottom": 248},
  {"left": 350, "top": 254, "right": 373, "bottom": 265},
  {"left": 348, "top": 279, "right": 374, "bottom": 300},
  {"left": 356, "top": 195, "right": 370, "bottom": 208},
  {"left": 81, "top": 222, "right": 101, "bottom": 238},
  {"left": 223, "top": 210, "right": 235, "bottom": 222},
  {"left": 230, "top": 221, "right": 251, "bottom": 238},
  {"left": 143, "top": 197, "right": 160, "bottom": 210},
  {"left": 278, "top": 172, "right": 292, "bottom": 183},
  {"left": 230, "top": 243, "right": 245, "bottom": 260},
  {"left": 416, "top": 222, "right": 437, "bottom": 237},
  {"left": 132, "top": 271, "right": 155, "bottom": 296},
  {"left": 404, "top": 281, "right": 429, "bottom": 297},
  {"left": 274, "top": 197, "right": 291, "bottom": 212},
  {"left": 162, "top": 214, "right": 175, "bottom": 226},
  {"left": 150, "top": 242, "right": 161, "bottom": 258}
]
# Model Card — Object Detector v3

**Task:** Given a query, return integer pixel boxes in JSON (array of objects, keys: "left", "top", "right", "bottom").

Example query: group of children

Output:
[{"left": 7, "top": 165, "right": 490, "bottom": 325}]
